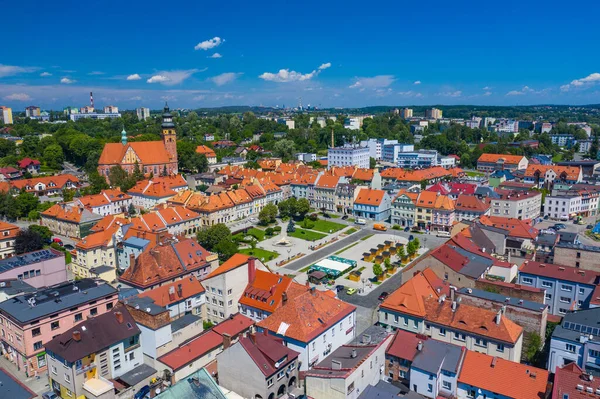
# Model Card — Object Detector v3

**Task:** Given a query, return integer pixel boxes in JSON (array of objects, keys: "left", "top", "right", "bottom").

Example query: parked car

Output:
[
  {"left": 436, "top": 231, "right": 451, "bottom": 238},
  {"left": 335, "top": 284, "right": 345, "bottom": 292},
  {"left": 355, "top": 218, "right": 366, "bottom": 225},
  {"left": 554, "top": 224, "right": 566, "bottom": 230},
  {"left": 42, "top": 393, "right": 59, "bottom": 399},
  {"left": 64, "top": 244, "right": 75, "bottom": 251},
  {"left": 346, "top": 287, "right": 357, "bottom": 295},
  {"left": 322, "top": 213, "right": 331, "bottom": 219},
  {"left": 404, "top": 227, "right": 410, "bottom": 232},
  {"left": 378, "top": 292, "right": 389, "bottom": 301},
  {"left": 342, "top": 215, "right": 349, "bottom": 220},
  {"left": 373, "top": 223, "right": 388, "bottom": 231},
  {"left": 134, "top": 385, "right": 150, "bottom": 399},
  {"left": 52, "top": 238, "right": 63, "bottom": 246},
  {"left": 587, "top": 224, "right": 594, "bottom": 229}
]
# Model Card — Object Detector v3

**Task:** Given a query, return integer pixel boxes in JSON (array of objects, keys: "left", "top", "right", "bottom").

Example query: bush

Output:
[
  {"left": 308, "top": 213, "right": 318, "bottom": 221},
  {"left": 265, "top": 227, "right": 275, "bottom": 236},
  {"left": 392, "top": 224, "right": 400, "bottom": 230},
  {"left": 302, "top": 219, "right": 315, "bottom": 229},
  {"left": 274, "top": 226, "right": 282, "bottom": 232}
]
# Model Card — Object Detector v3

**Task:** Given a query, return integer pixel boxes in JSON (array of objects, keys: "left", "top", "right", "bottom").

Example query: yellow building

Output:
[
  {"left": 72, "top": 226, "right": 118, "bottom": 282},
  {"left": 0, "top": 106, "right": 13, "bottom": 124}
]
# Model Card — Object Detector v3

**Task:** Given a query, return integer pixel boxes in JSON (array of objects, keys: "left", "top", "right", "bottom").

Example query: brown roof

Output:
[
  {"left": 455, "top": 194, "right": 490, "bottom": 212},
  {"left": 519, "top": 260, "right": 600, "bottom": 285},
  {"left": 138, "top": 276, "right": 205, "bottom": 307},
  {"left": 479, "top": 216, "right": 538, "bottom": 240}
]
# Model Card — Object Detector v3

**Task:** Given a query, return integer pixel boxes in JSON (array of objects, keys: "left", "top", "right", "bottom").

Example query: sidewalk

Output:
[{"left": 0, "top": 354, "right": 51, "bottom": 396}]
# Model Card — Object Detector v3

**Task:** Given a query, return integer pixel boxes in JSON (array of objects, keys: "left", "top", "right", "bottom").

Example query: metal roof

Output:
[
  {"left": 0, "top": 249, "right": 61, "bottom": 273},
  {"left": 457, "top": 287, "right": 547, "bottom": 312},
  {"left": 411, "top": 339, "right": 463, "bottom": 374}
]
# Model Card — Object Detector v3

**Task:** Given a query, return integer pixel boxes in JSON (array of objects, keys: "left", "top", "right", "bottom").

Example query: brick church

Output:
[{"left": 98, "top": 104, "right": 178, "bottom": 177}]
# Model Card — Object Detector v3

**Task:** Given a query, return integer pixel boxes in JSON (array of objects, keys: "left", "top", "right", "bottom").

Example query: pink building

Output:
[
  {"left": 0, "top": 248, "right": 67, "bottom": 288},
  {"left": 0, "top": 279, "right": 118, "bottom": 377}
]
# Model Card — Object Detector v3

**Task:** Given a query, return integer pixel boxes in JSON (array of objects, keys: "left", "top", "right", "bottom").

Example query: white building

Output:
[
  {"left": 297, "top": 153, "right": 317, "bottom": 162},
  {"left": 0, "top": 106, "right": 13, "bottom": 124},
  {"left": 439, "top": 156, "right": 457, "bottom": 169},
  {"left": 579, "top": 140, "right": 593, "bottom": 153},
  {"left": 425, "top": 108, "right": 442, "bottom": 119},
  {"left": 544, "top": 193, "right": 582, "bottom": 220},
  {"left": 103, "top": 105, "right": 119, "bottom": 114},
  {"left": 490, "top": 189, "right": 542, "bottom": 220},
  {"left": 361, "top": 138, "right": 399, "bottom": 160},
  {"left": 401, "top": 108, "right": 413, "bottom": 119},
  {"left": 328, "top": 146, "right": 370, "bottom": 169},
  {"left": 381, "top": 143, "right": 414, "bottom": 163},
  {"left": 396, "top": 150, "right": 439, "bottom": 169},
  {"left": 69, "top": 113, "right": 122, "bottom": 121},
  {"left": 136, "top": 107, "right": 151, "bottom": 121}
]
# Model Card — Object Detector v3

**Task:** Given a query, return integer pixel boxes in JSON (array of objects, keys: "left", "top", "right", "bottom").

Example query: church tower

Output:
[{"left": 161, "top": 103, "right": 178, "bottom": 167}]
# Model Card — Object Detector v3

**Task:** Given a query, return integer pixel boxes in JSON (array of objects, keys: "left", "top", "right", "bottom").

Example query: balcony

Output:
[
  {"left": 83, "top": 376, "right": 114, "bottom": 398},
  {"left": 76, "top": 363, "right": 96, "bottom": 375}
]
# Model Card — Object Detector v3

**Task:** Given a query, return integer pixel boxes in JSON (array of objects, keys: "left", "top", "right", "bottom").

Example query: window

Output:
[
  {"left": 64, "top": 373, "right": 71, "bottom": 383},
  {"left": 566, "top": 344, "right": 577, "bottom": 353},
  {"left": 579, "top": 288, "right": 585, "bottom": 295},
  {"left": 267, "top": 378, "right": 273, "bottom": 387},
  {"left": 442, "top": 381, "right": 451, "bottom": 390},
  {"left": 467, "top": 389, "right": 476, "bottom": 398},
  {"left": 589, "top": 349, "right": 600, "bottom": 358},
  {"left": 228, "top": 300, "right": 232, "bottom": 306},
  {"left": 106, "top": 303, "right": 113, "bottom": 310},
  {"left": 32, "top": 327, "right": 41, "bottom": 337},
  {"left": 522, "top": 277, "right": 533, "bottom": 285},
  {"left": 475, "top": 338, "right": 487, "bottom": 347},
  {"left": 560, "top": 297, "right": 571, "bottom": 303},
  {"left": 454, "top": 332, "right": 466, "bottom": 341},
  {"left": 33, "top": 341, "right": 43, "bottom": 350},
  {"left": 545, "top": 293, "right": 552, "bottom": 300},
  {"left": 129, "top": 352, "right": 135, "bottom": 361},
  {"left": 90, "top": 307, "right": 98, "bottom": 316},
  {"left": 561, "top": 285, "right": 573, "bottom": 292},
  {"left": 428, "top": 384, "right": 433, "bottom": 393},
  {"left": 439, "top": 327, "right": 446, "bottom": 336},
  {"left": 227, "top": 289, "right": 232, "bottom": 295},
  {"left": 403, "top": 317, "right": 408, "bottom": 326},
  {"left": 51, "top": 365, "right": 57, "bottom": 375},
  {"left": 312, "top": 342, "right": 316, "bottom": 350},
  {"left": 51, "top": 321, "right": 59, "bottom": 330},
  {"left": 542, "top": 281, "right": 553, "bottom": 288},
  {"left": 74, "top": 313, "right": 82, "bottom": 322},
  {"left": 559, "top": 308, "right": 568, "bottom": 314},
  {"left": 497, "top": 343, "right": 505, "bottom": 353}
]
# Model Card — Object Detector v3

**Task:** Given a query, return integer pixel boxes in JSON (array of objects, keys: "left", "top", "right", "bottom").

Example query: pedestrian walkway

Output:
[{"left": 0, "top": 353, "right": 51, "bottom": 396}]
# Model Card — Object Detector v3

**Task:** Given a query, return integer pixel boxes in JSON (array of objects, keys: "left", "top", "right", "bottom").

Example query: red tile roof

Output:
[
  {"left": 459, "top": 351, "right": 548, "bottom": 399},
  {"left": 519, "top": 260, "right": 600, "bottom": 285},
  {"left": 385, "top": 329, "right": 426, "bottom": 361},
  {"left": 195, "top": 145, "right": 216, "bottom": 158},
  {"left": 211, "top": 313, "right": 254, "bottom": 337},
  {"left": 11, "top": 174, "right": 80, "bottom": 192},
  {"left": 158, "top": 330, "right": 223, "bottom": 370},
  {"left": 354, "top": 188, "right": 386, "bottom": 206},
  {"left": 477, "top": 153, "right": 527, "bottom": 165},
  {"left": 524, "top": 164, "right": 582, "bottom": 180},
  {"left": 257, "top": 288, "right": 356, "bottom": 343},
  {"left": 205, "top": 254, "right": 251, "bottom": 279},
  {"left": 17, "top": 158, "right": 40, "bottom": 168},
  {"left": 553, "top": 361, "right": 600, "bottom": 398},
  {"left": 479, "top": 216, "right": 538, "bottom": 240},
  {"left": 99, "top": 141, "right": 173, "bottom": 166},
  {"left": 239, "top": 334, "right": 300, "bottom": 377},
  {"left": 138, "top": 276, "right": 205, "bottom": 307},
  {"left": 455, "top": 194, "right": 490, "bottom": 212},
  {"left": 380, "top": 270, "right": 444, "bottom": 317},
  {"left": 238, "top": 271, "right": 305, "bottom": 313}
]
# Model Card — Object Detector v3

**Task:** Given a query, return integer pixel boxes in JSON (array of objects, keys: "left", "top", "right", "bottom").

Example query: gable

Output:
[{"left": 121, "top": 146, "right": 141, "bottom": 164}]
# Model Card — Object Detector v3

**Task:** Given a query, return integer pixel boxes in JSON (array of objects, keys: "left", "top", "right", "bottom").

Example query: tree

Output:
[
  {"left": 62, "top": 189, "right": 75, "bottom": 202},
  {"left": 406, "top": 241, "right": 416, "bottom": 258},
  {"left": 525, "top": 332, "right": 542, "bottom": 364},
  {"left": 373, "top": 263, "right": 383, "bottom": 278},
  {"left": 128, "top": 203, "right": 136, "bottom": 217},
  {"left": 16, "top": 191, "right": 40, "bottom": 218},
  {"left": 412, "top": 237, "right": 420, "bottom": 249},
  {"left": 108, "top": 166, "right": 128, "bottom": 188},
  {"left": 590, "top": 134, "right": 599, "bottom": 159},
  {"left": 213, "top": 238, "right": 238, "bottom": 261},
  {"left": 384, "top": 258, "right": 393, "bottom": 272},
  {"left": 15, "top": 228, "right": 44, "bottom": 254},
  {"left": 29, "top": 225, "right": 52, "bottom": 243},
  {"left": 278, "top": 198, "right": 294, "bottom": 218},
  {"left": 369, "top": 157, "right": 376, "bottom": 169},
  {"left": 88, "top": 170, "right": 109, "bottom": 194},
  {"left": 43, "top": 144, "right": 65, "bottom": 169},
  {"left": 272, "top": 139, "right": 295, "bottom": 161},
  {"left": 296, "top": 198, "right": 310, "bottom": 219},
  {"left": 259, "top": 203, "right": 278, "bottom": 225},
  {"left": 397, "top": 244, "right": 406, "bottom": 259},
  {"left": 177, "top": 141, "right": 209, "bottom": 173},
  {"left": 196, "top": 223, "right": 232, "bottom": 251}
]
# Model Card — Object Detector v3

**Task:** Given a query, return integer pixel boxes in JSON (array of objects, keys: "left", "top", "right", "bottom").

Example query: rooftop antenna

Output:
[{"left": 90, "top": 92, "right": 94, "bottom": 108}]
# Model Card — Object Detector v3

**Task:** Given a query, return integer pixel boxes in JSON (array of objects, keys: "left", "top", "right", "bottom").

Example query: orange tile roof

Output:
[
  {"left": 76, "top": 225, "right": 118, "bottom": 250},
  {"left": 479, "top": 215, "right": 538, "bottom": 239},
  {"left": 138, "top": 276, "right": 205, "bottom": 307},
  {"left": 380, "top": 270, "right": 443, "bottom": 317},
  {"left": 238, "top": 271, "right": 305, "bottom": 313},
  {"left": 257, "top": 287, "right": 356, "bottom": 343},
  {"left": 477, "top": 153, "right": 526, "bottom": 165},
  {"left": 98, "top": 141, "right": 173, "bottom": 165},
  {"left": 90, "top": 215, "right": 127, "bottom": 233},
  {"left": 423, "top": 297, "right": 523, "bottom": 344},
  {"left": 354, "top": 188, "right": 386, "bottom": 206},
  {"left": 127, "top": 180, "right": 178, "bottom": 198},
  {"left": 415, "top": 191, "right": 454, "bottom": 210},
  {"left": 315, "top": 174, "right": 340, "bottom": 189},
  {"left": 524, "top": 164, "right": 582, "bottom": 180},
  {"left": 329, "top": 166, "right": 356, "bottom": 178},
  {"left": 0, "top": 221, "right": 19, "bottom": 239},
  {"left": 11, "top": 174, "right": 80, "bottom": 192},
  {"left": 195, "top": 145, "right": 216, "bottom": 158},
  {"left": 167, "top": 189, "right": 194, "bottom": 206},
  {"left": 206, "top": 253, "right": 251, "bottom": 279},
  {"left": 227, "top": 188, "right": 252, "bottom": 205},
  {"left": 459, "top": 351, "right": 548, "bottom": 399},
  {"left": 380, "top": 167, "right": 451, "bottom": 182},
  {"left": 41, "top": 204, "right": 85, "bottom": 223},
  {"left": 158, "top": 330, "right": 223, "bottom": 370},
  {"left": 455, "top": 194, "right": 490, "bottom": 212},
  {"left": 352, "top": 168, "right": 374, "bottom": 181}
]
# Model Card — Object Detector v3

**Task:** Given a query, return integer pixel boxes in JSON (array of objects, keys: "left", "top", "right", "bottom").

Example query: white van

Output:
[
  {"left": 436, "top": 230, "right": 451, "bottom": 238},
  {"left": 356, "top": 218, "right": 367, "bottom": 225}
]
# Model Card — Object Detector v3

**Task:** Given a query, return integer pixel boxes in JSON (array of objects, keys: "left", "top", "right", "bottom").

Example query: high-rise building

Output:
[
  {"left": 103, "top": 105, "right": 119, "bottom": 114},
  {"left": 328, "top": 145, "right": 370, "bottom": 169},
  {"left": 136, "top": 107, "right": 151, "bottom": 121},
  {"left": 25, "top": 105, "right": 41, "bottom": 118},
  {"left": 425, "top": 108, "right": 442, "bottom": 119},
  {"left": 401, "top": 108, "right": 413, "bottom": 119},
  {"left": 0, "top": 106, "right": 13, "bottom": 124}
]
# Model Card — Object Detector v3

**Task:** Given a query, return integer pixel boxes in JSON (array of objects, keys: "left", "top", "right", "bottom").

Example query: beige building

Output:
[
  {"left": 425, "top": 108, "right": 442, "bottom": 119},
  {"left": 490, "top": 189, "right": 542, "bottom": 220},
  {"left": 41, "top": 204, "right": 103, "bottom": 239},
  {"left": 0, "top": 221, "right": 19, "bottom": 259},
  {"left": 314, "top": 174, "right": 340, "bottom": 211},
  {"left": 72, "top": 226, "right": 118, "bottom": 282},
  {"left": 401, "top": 108, "right": 413, "bottom": 119},
  {"left": 0, "top": 106, "right": 13, "bottom": 124}
]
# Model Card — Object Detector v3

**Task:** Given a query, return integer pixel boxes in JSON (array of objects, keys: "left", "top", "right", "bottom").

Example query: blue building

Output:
[
  {"left": 353, "top": 188, "right": 392, "bottom": 221},
  {"left": 117, "top": 236, "right": 150, "bottom": 271}
]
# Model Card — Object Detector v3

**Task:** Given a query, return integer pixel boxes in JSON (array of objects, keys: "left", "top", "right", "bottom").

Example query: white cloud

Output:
[
  {"left": 483, "top": 91, "right": 492, "bottom": 96},
  {"left": 147, "top": 69, "right": 199, "bottom": 85},
  {"left": 561, "top": 72, "right": 600, "bottom": 91},
  {"left": 88, "top": 71, "right": 104, "bottom": 75},
  {"left": 126, "top": 74, "right": 142, "bottom": 81},
  {"left": 397, "top": 90, "right": 422, "bottom": 97},
  {"left": 413, "top": 80, "right": 421, "bottom": 85},
  {"left": 318, "top": 63, "right": 331, "bottom": 70},
  {"left": 439, "top": 90, "right": 462, "bottom": 97},
  {"left": 506, "top": 86, "right": 534, "bottom": 96},
  {"left": 0, "top": 64, "right": 38, "bottom": 77},
  {"left": 4, "top": 93, "right": 31, "bottom": 101},
  {"left": 161, "top": 95, "right": 176, "bottom": 101},
  {"left": 194, "top": 37, "right": 223, "bottom": 51},
  {"left": 482, "top": 86, "right": 491, "bottom": 90},
  {"left": 208, "top": 53, "right": 222, "bottom": 59},
  {"left": 40, "top": 72, "right": 52, "bottom": 77},
  {"left": 60, "top": 78, "right": 75, "bottom": 84},
  {"left": 211, "top": 72, "right": 242, "bottom": 86},
  {"left": 193, "top": 95, "right": 206, "bottom": 101},
  {"left": 129, "top": 96, "right": 142, "bottom": 101},
  {"left": 349, "top": 75, "right": 395, "bottom": 89}
]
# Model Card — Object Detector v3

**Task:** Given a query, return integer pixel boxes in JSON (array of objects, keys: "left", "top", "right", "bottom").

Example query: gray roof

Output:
[
  {"left": 172, "top": 313, "right": 202, "bottom": 333},
  {"left": 359, "top": 382, "right": 407, "bottom": 399},
  {"left": 155, "top": 368, "right": 227, "bottom": 399},
  {"left": 0, "top": 279, "right": 117, "bottom": 324},
  {"left": 552, "top": 308, "right": 600, "bottom": 343},
  {"left": 558, "top": 232, "right": 579, "bottom": 244},
  {"left": 117, "top": 363, "right": 157, "bottom": 386},
  {"left": 311, "top": 345, "right": 376, "bottom": 376},
  {"left": 0, "top": 368, "right": 35, "bottom": 399},
  {"left": 122, "top": 295, "right": 166, "bottom": 317},
  {"left": 536, "top": 232, "right": 559, "bottom": 247},
  {"left": 556, "top": 242, "right": 600, "bottom": 253},
  {"left": 411, "top": 339, "right": 464, "bottom": 374},
  {"left": 0, "top": 279, "right": 36, "bottom": 297},
  {"left": 457, "top": 287, "right": 547, "bottom": 312},
  {"left": 351, "top": 325, "right": 391, "bottom": 346},
  {"left": 80, "top": 208, "right": 104, "bottom": 223},
  {"left": 0, "top": 248, "right": 62, "bottom": 274},
  {"left": 124, "top": 236, "right": 150, "bottom": 249},
  {"left": 451, "top": 246, "right": 493, "bottom": 278}
]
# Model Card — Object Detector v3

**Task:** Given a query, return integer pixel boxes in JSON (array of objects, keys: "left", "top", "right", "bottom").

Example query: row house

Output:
[
  {"left": 552, "top": 363, "right": 600, "bottom": 399},
  {"left": 476, "top": 153, "right": 528, "bottom": 173},
  {"left": 41, "top": 204, "right": 104, "bottom": 239},
  {"left": 137, "top": 276, "right": 206, "bottom": 320},
  {"left": 0, "top": 220, "right": 19, "bottom": 259},
  {"left": 74, "top": 189, "right": 132, "bottom": 216},
  {"left": 335, "top": 183, "right": 362, "bottom": 215},
  {"left": 353, "top": 188, "right": 392, "bottom": 221},
  {"left": 391, "top": 191, "right": 418, "bottom": 227},
  {"left": 379, "top": 271, "right": 524, "bottom": 362},
  {"left": 45, "top": 307, "right": 144, "bottom": 399},
  {"left": 313, "top": 174, "right": 341, "bottom": 211},
  {"left": 127, "top": 176, "right": 188, "bottom": 210},
  {"left": 490, "top": 189, "right": 542, "bottom": 220},
  {"left": 479, "top": 215, "right": 539, "bottom": 255},
  {"left": 523, "top": 164, "right": 583, "bottom": 189},
  {"left": 454, "top": 194, "right": 490, "bottom": 222},
  {"left": 545, "top": 185, "right": 600, "bottom": 220},
  {"left": 10, "top": 174, "right": 81, "bottom": 197},
  {"left": 0, "top": 279, "right": 118, "bottom": 377},
  {"left": 290, "top": 173, "right": 319, "bottom": 202},
  {"left": 414, "top": 191, "right": 455, "bottom": 232},
  {"left": 226, "top": 188, "right": 253, "bottom": 220},
  {"left": 72, "top": 225, "right": 119, "bottom": 282}
]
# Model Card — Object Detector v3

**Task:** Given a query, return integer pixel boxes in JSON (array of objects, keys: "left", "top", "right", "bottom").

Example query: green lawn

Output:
[
  {"left": 239, "top": 247, "right": 279, "bottom": 261},
  {"left": 330, "top": 214, "right": 341, "bottom": 219},
  {"left": 466, "top": 171, "right": 484, "bottom": 177},
  {"left": 361, "top": 234, "right": 375, "bottom": 241},
  {"left": 345, "top": 227, "right": 358, "bottom": 234},
  {"left": 289, "top": 228, "right": 327, "bottom": 241},
  {"left": 310, "top": 219, "right": 346, "bottom": 233},
  {"left": 246, "top": 228, "right": 265, "bottom": 241},
  {"left": 552, "top": 153, "right": 564, "bottom": 162}
]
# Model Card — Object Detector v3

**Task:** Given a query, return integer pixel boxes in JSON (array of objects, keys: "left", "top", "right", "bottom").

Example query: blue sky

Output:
[{"left": 1, "top": 0, "right": 600, "bottom": 110}]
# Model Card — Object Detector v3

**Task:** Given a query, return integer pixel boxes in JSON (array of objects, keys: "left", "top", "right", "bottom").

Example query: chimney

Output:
[
  {"left": 115, "top": 311, "right": 123, "bottom": 324},
  {"left": 222, "top": 333, "right": 232, "bottom": 349},
  {"left": 73, "top": 330, "right": 81, "bottom": 342},
  {"left": 491, "top": 357, "right": 497, "bottom": 368},
  {"left": 129, "top": 253, "right": 135, "bottom": 267},
  {"left": 248, "top": 257, "right": 256, "bottom": 283},
  {"left": 417, "top": 341, "right": 423, "bottom": 351},
  {"left": 168, "top": 286, "right": 176, "bottom": 301},
  {"left": 249, "top": 333, "right": 257, "bottom": 344},
  {"left": 450, "top": 287, "right": 455, "bottom": 302},
  {"left": 282, "top": 292, "right": 288, "bottom": 305},
  {"left": 332, "top": 360, "right": 342, "bottom": 370},
  {"left": 351, "top": 349, "right": 357, "bottom": 358},
  {"left": 451, "top": 301, "right": 457, "bottom": 312},
  {"left": 495, "top": 310, "right": 502, "bottom": 325},
  {"left": 177, "top": 284, "right": 183, "bottom": 298},
  {"left": 270, "top": 285, "right": 276, "bottom": 296}
]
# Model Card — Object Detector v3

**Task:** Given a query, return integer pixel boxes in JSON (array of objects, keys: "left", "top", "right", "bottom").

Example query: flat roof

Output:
[
  {"left": 117, "top": 363, "right": 157, "bottom": 387},
  {"left": 0, "top": 368, "right": 36, "bottom": 399},
  {"left": 458, "top": 287, "right": 547, "bottom": 312},
  {"left": 0, "top": 248, "right": 62, "bottom": 273}
]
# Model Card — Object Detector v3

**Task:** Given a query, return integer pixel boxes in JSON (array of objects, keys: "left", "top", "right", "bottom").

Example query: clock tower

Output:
[{"left": 161, "top": 103, "right": 177, "bottom": 167}]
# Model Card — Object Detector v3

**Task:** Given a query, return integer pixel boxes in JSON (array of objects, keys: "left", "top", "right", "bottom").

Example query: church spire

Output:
[{"left": 121, "top": 125, "right": 127, "bottom": 145}]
